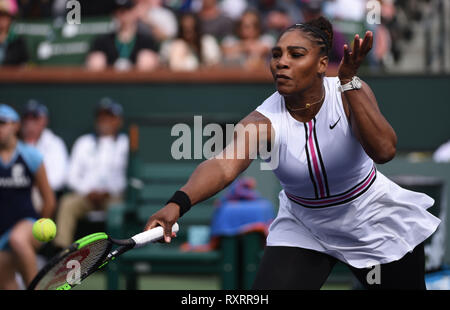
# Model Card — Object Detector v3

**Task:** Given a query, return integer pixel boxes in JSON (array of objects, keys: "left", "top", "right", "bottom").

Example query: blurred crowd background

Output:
[{"left": 1, "top": 0, "right": 449, "bottom": 73}]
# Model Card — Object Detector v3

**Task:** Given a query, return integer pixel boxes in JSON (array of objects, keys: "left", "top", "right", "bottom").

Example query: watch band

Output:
[{"left": 338, "top": 76, "right": 362, "bottom": 92}]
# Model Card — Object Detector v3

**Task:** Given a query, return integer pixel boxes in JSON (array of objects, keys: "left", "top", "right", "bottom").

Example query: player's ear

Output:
[{"left": 317, "top": 55, "right": 328, "bottom": 75}]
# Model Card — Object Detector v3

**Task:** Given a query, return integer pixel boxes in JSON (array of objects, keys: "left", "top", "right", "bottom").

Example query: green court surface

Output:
[{"left": 72, "top": 272, "right": 352, "bottom": 290}]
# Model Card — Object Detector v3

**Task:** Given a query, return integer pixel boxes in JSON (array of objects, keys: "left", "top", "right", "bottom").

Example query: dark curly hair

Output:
[{"left": 283, "top": 16, "right": 333, "bottom": 56}]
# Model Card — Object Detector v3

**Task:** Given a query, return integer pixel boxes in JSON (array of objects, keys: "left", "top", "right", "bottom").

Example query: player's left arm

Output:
[
  {"left": 34, "top": 163, "right": 56, "bottom": 218},
  {"left": 339, "top": 31, "right": 397, "bottom": 164}
]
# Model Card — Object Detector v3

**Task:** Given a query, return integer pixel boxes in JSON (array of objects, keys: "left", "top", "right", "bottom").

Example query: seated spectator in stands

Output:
[
  {"left": 0, "top": 104, "right": 55, "bottom": 289},
  {"left": 160, "top": 12, "right": 221, "bottom": 71},
  {"left": 0, "top": 0, "right": 28, "bottom": 66},
  {"left": 221, "top": 10, "right": 275, "bottom": 70},
  {"left": 52, "top": 98, "right": 129, "bottom": 250},
  {"left": 135, "top": 0, "right": 178, "bottom": 44},
  {"left": 198, "top": 0, "right": 233, "bottom": 42},
  {"left": 20, "top": 100, "right": 68, "bottom": 204},
  {"left": 86, "top": 0, "right": 159, "bottom": 71},
  {"left": 433, "top": 140, "right": 450, "bottom": 163}
]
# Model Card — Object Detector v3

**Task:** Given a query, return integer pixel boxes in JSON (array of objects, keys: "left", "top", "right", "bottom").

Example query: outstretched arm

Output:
[
  {"left": 144, "top": 111, "right": 273, "bottom": 242},
  {"left": 339, "top": 31, "right": 397, "bottom": 164}
]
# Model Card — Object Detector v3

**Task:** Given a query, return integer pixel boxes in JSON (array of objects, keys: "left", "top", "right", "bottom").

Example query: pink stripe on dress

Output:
[{"left": 307, "top": 121, "right": 325, "bottom": 198}]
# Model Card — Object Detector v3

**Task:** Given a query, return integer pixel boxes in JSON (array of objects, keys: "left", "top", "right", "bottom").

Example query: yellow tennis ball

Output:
[{"left": 32, "top": 218, "right": 57, "bottom": 242}]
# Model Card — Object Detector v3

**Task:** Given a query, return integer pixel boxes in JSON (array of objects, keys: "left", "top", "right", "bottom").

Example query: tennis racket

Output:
[{"left": 28, "top": 223, "right": 179, "bottom": 290}]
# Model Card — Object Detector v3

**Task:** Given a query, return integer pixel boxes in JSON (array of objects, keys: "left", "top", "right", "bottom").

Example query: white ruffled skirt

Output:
[{"left": 266, "top": 171, "right": 441, "bottom": 268}]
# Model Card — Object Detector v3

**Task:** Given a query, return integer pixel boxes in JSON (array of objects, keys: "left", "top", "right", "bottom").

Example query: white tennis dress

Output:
[{"left": 255, "top": 76, "right": 441, "bottom": 268}]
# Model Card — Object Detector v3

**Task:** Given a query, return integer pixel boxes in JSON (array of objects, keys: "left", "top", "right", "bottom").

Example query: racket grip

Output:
[{"left": 131, "top": 223, "right": 179, "bottom": 248}]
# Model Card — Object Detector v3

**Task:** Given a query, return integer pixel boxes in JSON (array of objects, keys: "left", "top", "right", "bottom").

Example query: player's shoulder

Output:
[
  {"left": 323, "top": 76, "right": 340, "bottom": 91},
  {"left": 17, "top": 142, "right": 42, "bottom": 160},
  {"left": 324, "top": 76, "right": 340, "bottom": 83},
  {"left": 257, "top": 91, "right": 283, "bottom": 112},
  {"left": 252, "top": 92, "right": 284, "bottom": 131},
  {"left": 17, "top": 142, "right": 43, "bottom": 173}
]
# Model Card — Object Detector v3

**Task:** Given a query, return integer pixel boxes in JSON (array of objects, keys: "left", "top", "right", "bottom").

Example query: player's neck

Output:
[{"left": 284, "top": 84, "right": 325, "bottom": 122}]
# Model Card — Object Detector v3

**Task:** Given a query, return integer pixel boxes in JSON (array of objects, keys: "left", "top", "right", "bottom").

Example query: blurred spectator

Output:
[
  {"left": 247, "top": 0, "right": 302, "bottom": 38},
  {"left": 220, "top": 0, "right": 248, "bottom": 20},
  {"left": 160, "top": 12, "right": 221, "bottom": 71},
  {"left": 20, "top": 99, "right": 68, "bottom": 199},
  {"left": 53, "top": 98, "right": 128, "bottom": 250},
  {"left": 433, "top": 140, "right": 450, "bottom": 163},
  {"left": 86, "top": 0, "right": 159, "bottom": 71},
  {"left": 300, "top": 0, "right": 346, "bottom": 66},
  {"left": 135, "top": 0, "right": 178, "bottom": 43},
  {"left": 198, "top": 0, "right": 233, "bottom": 42},
  {"left": 323, "top": 0, "right": 367, "bottom": 21},
  {"left": 371, "top": 0, "right": 403, "bottom": 67},
  {"left": 222, "top": 10, "right": 275, "bottom": 70},
  {"left": 0, "top": 103, "right": 55, "bottom": 289},
  {"left": 0, "top": 0, "right": 28, "bottom": 66}
]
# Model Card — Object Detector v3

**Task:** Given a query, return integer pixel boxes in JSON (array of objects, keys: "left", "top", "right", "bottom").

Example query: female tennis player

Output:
[
  {"left": 145, "top": 17, "right": 440, "bottom": 289},
  {"left": 0, "top": 104, "right": 55, "bottom": 289}
]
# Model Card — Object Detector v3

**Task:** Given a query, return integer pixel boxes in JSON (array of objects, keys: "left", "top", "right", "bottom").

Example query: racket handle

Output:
[{"left": 131, "top": 223, "right": 179, "bottom": 248}]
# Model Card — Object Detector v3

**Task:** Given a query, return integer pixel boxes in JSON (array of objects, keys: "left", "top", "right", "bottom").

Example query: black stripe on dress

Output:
[
  {"left": 304, "top": 122, "right": 319, "bottom": 199},
  {"left": 312, "top": 117, "right": 330, "bottom": 197}
]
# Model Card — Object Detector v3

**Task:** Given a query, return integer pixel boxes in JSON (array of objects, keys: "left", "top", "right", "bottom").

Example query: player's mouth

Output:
[{"left": 275, "top": 74, "right": 291, "bottom": 80}]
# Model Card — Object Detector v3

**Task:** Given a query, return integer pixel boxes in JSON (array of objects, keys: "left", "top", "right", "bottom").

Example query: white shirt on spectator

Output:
[
  {"left": 220, "top": 0, "right": 248, "bottom": 20},
  {"left": 323, "top": 0, "right": 366, "bottom": 22},
  {"left": 67, "top": 133, "right": 129, "bottom": 196},
  {"left": 33, "top": 128, "right": 69, "bottom": 191},
  {"left": 433, "top": 140, "right": 450, "bottom": 163}
]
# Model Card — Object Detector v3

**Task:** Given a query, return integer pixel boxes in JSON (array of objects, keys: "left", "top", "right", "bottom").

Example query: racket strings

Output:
[{"left": 35, "top": 239, "right": 110, "bottom": 290}]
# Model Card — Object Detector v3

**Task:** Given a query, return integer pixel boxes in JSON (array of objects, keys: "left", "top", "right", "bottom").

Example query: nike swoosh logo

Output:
[{"left": 329, "top": 116, "right": 341, "bottom": 129}]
